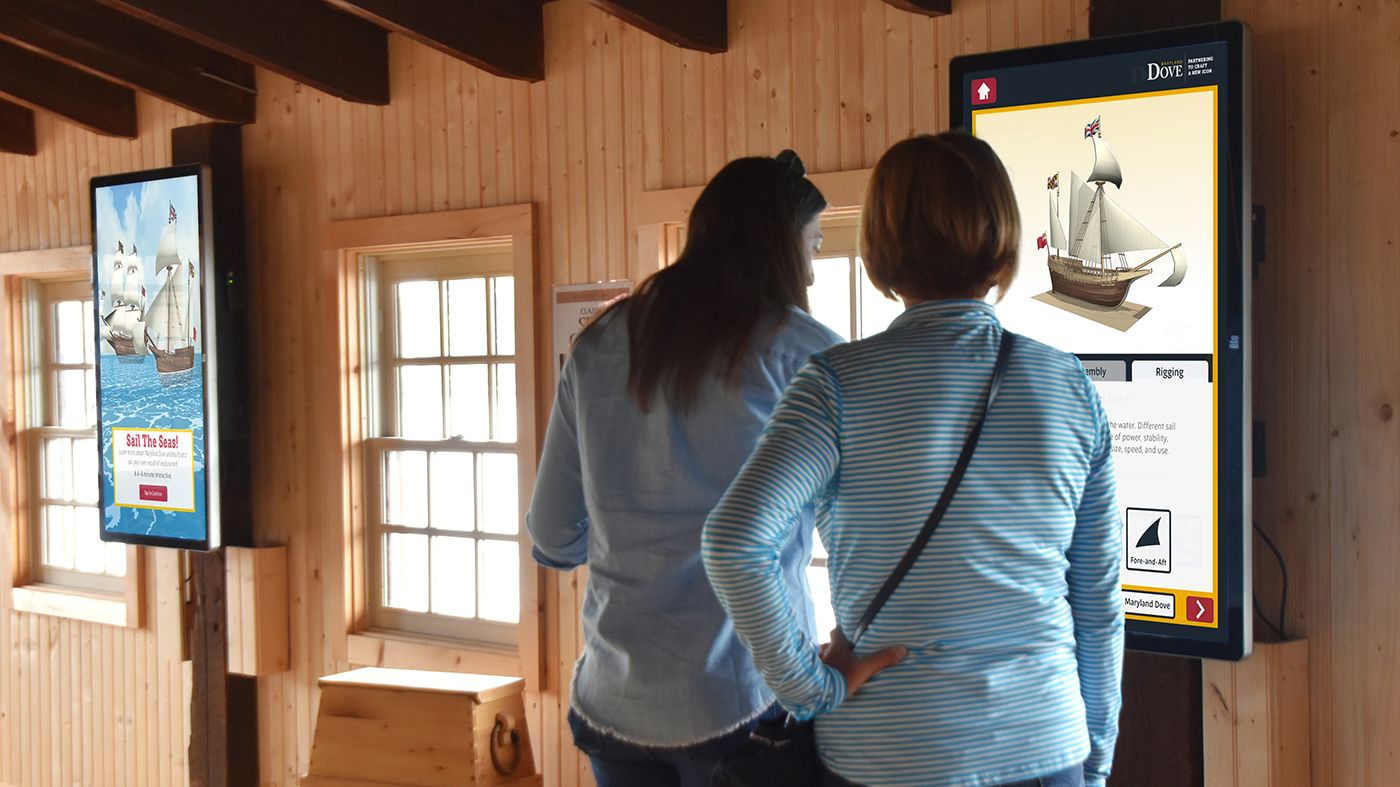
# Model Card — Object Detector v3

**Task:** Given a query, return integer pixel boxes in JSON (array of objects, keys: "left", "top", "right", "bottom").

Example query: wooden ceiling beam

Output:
[
  {"left": 587, "top": 0, "right": 727, "bottom": 53},
  {"left": 93, "top": 0, "right": 388, "bottom": 105},
  {"left": 325, "top": 0, "right": 543, "bottom": 82},
  {"left": 0, "top": 39, "right": 136, "bottom": 137},
  {"left": 0, "top": 0, "right": 255, "bottom": 123},
  {"left": 0, "top": 97, "right": 37, "bottom": 155},
  {"left": 882, "top": 0, "right": 952, "bottom": 15}
]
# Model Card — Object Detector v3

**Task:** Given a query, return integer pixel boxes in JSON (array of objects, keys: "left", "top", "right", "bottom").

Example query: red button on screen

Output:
[
  {"left": 971, "top": 77, "right": 998, "bottom": 105},
  {"left": 1186, "top": 596, "right": 1215, "bottom": 623},
  {"left": 139, "top": 485, "right": 168, "bottom": 502}
]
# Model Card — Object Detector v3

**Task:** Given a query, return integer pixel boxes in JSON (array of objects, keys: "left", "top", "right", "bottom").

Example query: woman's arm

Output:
[
  {"left": 1068, "top": 387, "right": 1125, "bottom": 787},
  {"left": 703, "top": 356, "right": 848, "bottom": 719},
  {"left": 525, "top": 359, "right": 589, "bottom": 569}
]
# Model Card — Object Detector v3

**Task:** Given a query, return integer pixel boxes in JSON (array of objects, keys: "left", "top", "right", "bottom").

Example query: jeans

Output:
[
  {"left": 819, "top": 762, "right": 1086, "bottom": 787},
  {"left": 568, "top": 707, "right": 775, "bottom": 787}
]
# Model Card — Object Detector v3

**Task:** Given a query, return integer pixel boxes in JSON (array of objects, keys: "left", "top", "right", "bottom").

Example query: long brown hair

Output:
[{"left": 602, "top": 152, "right": 826, "bottom": 412}]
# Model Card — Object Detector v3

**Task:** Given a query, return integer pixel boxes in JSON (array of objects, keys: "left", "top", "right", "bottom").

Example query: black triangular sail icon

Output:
[{"left": 1135, "top": 518, "right": 1162, "bottom": 548}]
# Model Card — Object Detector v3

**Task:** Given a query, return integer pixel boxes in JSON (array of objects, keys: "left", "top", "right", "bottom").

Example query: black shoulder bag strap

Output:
[{"left": 847, "top": 330, "right": 1017, "bottom": 646}]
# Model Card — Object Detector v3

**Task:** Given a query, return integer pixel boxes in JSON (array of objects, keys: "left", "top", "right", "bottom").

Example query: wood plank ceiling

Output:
[{"left": 0, "top": 0, "right": 949, "bottom": 155}]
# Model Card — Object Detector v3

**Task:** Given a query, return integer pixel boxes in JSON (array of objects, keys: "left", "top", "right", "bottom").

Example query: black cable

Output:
[
  {"left": 1252, "top": 521, "right": 1289, "bottom": 640},
  {"left": 1253, "top": 593, "right": 1285, "bottom": 639}
]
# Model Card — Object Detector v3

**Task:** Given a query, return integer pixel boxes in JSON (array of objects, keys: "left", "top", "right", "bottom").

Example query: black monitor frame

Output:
[
  {"left": 91, "top": 163, "right": 221, "bottom": 551},
  {"left": 951, "top": 21, "right": 1252, "bottom": 660}
]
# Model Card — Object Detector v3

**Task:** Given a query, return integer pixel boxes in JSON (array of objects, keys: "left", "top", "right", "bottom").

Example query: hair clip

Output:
[{"left": 776, "top": 149, "right": 807, "bottom": 178}]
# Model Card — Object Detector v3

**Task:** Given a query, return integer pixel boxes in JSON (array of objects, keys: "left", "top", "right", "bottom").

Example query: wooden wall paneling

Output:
[
  {"left": 583, "top": 10, "right": 608, "bottom": 281},
  {"left": 987, "top": 0, "right": 1018, "bottom": 52},
  {"left": 620, "top": 16, "right": 646, "bottom": 282},
  {"left": 659, "top": 41, "right": 685, "bottom": 190},
  {"left": 601, "top": 14, "right": 627, "bottom": 281},
  {"left": 701, "top": 45, "right": 726, "bottom": 183},
  {"left": 833, "top": 0, "right": 860, "bottom": 169},
  {"left": 788, "top": 0, "right": 815, "bottom": 162},
  {"left": 1015, "top": 0, "right": 1045, "bottom": 46},
  {"left": 860, "top": 1, "right": 885, "bottom": 163},
  {"left": 450, "top": 58, "right": 473, "bottom": 210},
  {"left": 885, "top": 7, "right": 913, "bottom": 142},
  {"left": 911, "top": 14, "right": 938, "bottom": 134},
  {"left": 742, "top": 0, "right": 769, "bottom": 159},
  {"left": 767, "top": 0, "right": 792, "bottom": 153},
  {"left": 1323, "top": 0, "right": 1366, "bottom": 782},
  {"left": 564, "top": 7, "right": 590, "bottom": 285},
  {"left": 1343, "top": 4, "right": 1400, "bottom": 785}
]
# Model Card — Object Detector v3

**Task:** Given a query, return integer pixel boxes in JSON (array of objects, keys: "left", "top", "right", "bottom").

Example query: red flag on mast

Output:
[{"left": 1036, "top": 233, "right": 1048, "bottom": 250}]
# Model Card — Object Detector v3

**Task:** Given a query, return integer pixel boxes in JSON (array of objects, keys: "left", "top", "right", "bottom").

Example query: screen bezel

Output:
[
  {"left": 950, "top": 21, "right": 1252, "bottom": 661},
  {"left": 91, "top": 163, "right": 221, "bottom": 552}
]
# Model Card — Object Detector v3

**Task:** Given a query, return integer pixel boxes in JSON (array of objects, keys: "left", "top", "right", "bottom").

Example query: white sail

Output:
[
  {"left": 1098, "top": 190, "right": 1167, "bottom": 255},
  {"left": 1159, "top": 246, "right": 1188, "bottom": 287},
  {"left": 145, "top": 262, "right": 190, "bottom": 352},
  {"left": 108, "top": 305, "right": 141, "bottom": 336},
  {"left": 119, "top": 251, "right": 144, "bottom": 307},
  {"left": 155, "top": 219, "right": 180, "bottom": 271},
  {"left": 1089, "top": 136, "right": 1123, "bottom": 188},
  {"left": 1048, "top": 189, "right": 1068, "bottom": 250}
]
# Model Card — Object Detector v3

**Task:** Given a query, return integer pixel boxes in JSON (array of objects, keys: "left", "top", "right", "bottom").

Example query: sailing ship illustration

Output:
[
  {"left": 1043, "top": 116, "right": 1187, "bottom": 309},
  {"left": 99, "top": 239, "right": 148, "bottom": 358},
  {"left": 143, "top": 204, "right": 196, "bottom": 374}
]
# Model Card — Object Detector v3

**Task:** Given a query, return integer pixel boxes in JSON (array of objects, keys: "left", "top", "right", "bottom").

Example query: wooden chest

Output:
[{"left": 302, "top": 667, "right": 541, "bottom": 787}]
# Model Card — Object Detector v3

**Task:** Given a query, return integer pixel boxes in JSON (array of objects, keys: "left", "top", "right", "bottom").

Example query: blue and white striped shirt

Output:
[{"left": 703, "top": 300, "right": 1122, "bottom": 786}]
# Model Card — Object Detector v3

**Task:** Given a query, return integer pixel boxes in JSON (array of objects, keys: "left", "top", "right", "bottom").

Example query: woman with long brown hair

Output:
[{"left": 527, "top": 151, "right": 843, "bottom": 786}]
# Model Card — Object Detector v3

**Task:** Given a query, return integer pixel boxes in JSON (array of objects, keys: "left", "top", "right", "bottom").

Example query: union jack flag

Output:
[
  {"left": 169, "top": 203, "right": 177, "bottom": 223},
  {"left": 1084, "top": 116, "right": 1101, "bottom": 138}
]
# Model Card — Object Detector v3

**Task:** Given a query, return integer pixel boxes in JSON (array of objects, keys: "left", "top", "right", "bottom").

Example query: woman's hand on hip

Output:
[{"left": 819, "top": 629, "right": 908, "bottom": 696}]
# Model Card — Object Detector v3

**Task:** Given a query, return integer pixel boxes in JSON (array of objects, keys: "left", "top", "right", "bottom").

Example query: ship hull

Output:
[
  {"left": 108, "top": 333, "right": 139, "bottom": 355},
  {"left": 145, "top": 336, "right": 194, "bottom": 374},
  {"left": 1047, "top": 254, "right": 1151, "bottom": 308}
]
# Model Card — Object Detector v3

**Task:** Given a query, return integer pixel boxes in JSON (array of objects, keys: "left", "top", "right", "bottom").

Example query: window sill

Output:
[
  {"left": 347, "top": 630, "right": 525, "bottom": 682},
  {"left": 10, "top": 583, "right": 140, "bottom": 628}
]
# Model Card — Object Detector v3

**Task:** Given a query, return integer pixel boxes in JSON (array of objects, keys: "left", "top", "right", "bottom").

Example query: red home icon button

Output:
[
  {"left": 1186, "top": 596, "right": 1215, "bottom": 623},
  {"left": 139, "top": 485, "right": 168, "bottom": 503}
]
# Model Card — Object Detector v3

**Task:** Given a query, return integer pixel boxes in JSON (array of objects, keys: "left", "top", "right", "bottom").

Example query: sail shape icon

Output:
[{"left": 1135, "top": 518, "right": 1163, "bottom": 548}]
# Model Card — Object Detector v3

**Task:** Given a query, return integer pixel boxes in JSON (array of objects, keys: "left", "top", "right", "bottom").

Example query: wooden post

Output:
[{"left": 172, "top": 122, "right": 258, "bottom": 787}]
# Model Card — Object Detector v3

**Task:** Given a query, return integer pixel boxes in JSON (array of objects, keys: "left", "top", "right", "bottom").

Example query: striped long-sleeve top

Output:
[{"left": 703, "top": 300, "right": 1123, "bottom": 787}]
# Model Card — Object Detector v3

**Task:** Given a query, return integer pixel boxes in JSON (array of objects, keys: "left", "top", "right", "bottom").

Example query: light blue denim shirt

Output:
[{"left": 527, "top": 303, "right": 842, "bottom": 745}]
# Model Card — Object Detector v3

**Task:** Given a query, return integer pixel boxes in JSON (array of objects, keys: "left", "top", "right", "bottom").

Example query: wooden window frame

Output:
[
  {"left": 1, "top": 246, "right": 144, "bottom": 629},
  {"left": 368, "top": 248, "right": 522, "bottom": 646},
  {"left": 324, "top": 205, "right": 543, "bottom": 687}
]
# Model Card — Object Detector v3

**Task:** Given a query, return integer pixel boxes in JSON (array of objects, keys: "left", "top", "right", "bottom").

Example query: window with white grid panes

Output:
[
  {"left": 803, "top": 216, "right": 904, "bottom": 638},
  {"left": 31, "top": 278, "right": 126, "bottom": 593},
  {"left": 367, "top": 245, "right": 523, "bottom": 645}
]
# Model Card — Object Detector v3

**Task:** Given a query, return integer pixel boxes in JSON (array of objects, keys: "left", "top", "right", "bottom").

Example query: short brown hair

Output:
[{"left": 861, "top": 132, "right": 1020, "bottom": 301}]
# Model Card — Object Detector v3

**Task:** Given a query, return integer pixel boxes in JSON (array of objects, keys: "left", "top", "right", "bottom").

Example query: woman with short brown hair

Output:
[{"left": 706, "top": 132, "right": 1124, "bottom": 786}]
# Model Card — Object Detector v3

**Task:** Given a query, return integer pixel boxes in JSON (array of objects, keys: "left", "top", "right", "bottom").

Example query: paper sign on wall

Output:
[{"left": 552, "top": 282, "right": 630, "bottom": 370}]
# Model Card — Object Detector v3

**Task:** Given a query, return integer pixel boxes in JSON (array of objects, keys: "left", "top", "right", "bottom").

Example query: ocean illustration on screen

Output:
[{"left": 93, "top": 173, "right": 207, "bottom": 542}]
